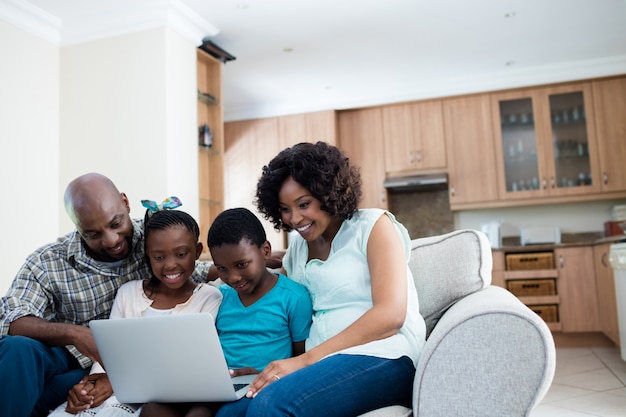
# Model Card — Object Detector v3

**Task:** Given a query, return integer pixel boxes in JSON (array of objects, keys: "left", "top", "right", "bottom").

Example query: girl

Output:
[{"left": 49, "top": 202, "right": 223, "bottom": 417}]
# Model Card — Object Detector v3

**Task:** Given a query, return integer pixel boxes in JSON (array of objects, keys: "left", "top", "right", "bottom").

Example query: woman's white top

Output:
[{"left": 283, "top": 208, "right": 426, "bottom": 366}]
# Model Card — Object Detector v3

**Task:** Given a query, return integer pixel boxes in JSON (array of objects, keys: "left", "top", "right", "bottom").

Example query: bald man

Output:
[{"left": 0, "top": 173, "right": 211, "bottom": 416}]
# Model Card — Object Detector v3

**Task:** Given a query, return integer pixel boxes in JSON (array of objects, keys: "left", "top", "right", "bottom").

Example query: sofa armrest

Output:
[{"left": 413, "top": 286, "right": 555, "bottom": 417}]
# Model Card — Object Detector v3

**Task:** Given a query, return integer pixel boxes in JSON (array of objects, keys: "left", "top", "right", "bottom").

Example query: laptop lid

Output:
[{"left": 89, "top": 313, "right": 254, "bottom": 403}]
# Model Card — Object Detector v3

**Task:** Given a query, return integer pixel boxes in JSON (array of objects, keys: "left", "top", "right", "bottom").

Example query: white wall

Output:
[
  {"left": 455, "top": 198, "right": 626, "bottom": 237},
  {"left": 0, "top": 23, "right": 199, "bottom": 295},
  {"left": 0, "top": 20, "right": 60, "bottom": 295},
  {"left": 59, "top": 27, "right": 199, "bottom": 233}
]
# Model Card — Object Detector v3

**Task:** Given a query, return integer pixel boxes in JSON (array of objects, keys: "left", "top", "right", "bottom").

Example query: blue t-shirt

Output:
[{"left": 216, "top": 273, "right": 312, "bottom": 371}]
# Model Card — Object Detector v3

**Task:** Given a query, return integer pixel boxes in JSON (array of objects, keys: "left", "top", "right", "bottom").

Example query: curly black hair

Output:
[
  {"left": 143, "top": 209, "right": 200, "bottom": 295},
  {"left": 207, "top": 207, "right": 267, "bottom": 249},
  {"left": 255, "top": 141, "right": 362, "bottom": 232}
]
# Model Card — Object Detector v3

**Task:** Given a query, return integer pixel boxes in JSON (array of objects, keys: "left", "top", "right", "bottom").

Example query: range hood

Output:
[{"left": 383, "top": 173, "right": 448, "bottom": 191}]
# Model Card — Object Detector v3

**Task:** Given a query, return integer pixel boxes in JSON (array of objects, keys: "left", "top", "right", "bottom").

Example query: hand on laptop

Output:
[{"left": 64, "top": 373, "right": 113, "bottom": 413}]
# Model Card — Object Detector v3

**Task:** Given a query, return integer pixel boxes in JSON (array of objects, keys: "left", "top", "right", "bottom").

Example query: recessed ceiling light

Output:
[
  {"left": 505, "top": 61, "right": 516, "bottom": 66},
  {"left": 236, "top": 4, "right": 249, "bottom": 10},
  {"left": 504, "top": 12, "right": 516, "bottom": 18},
  {"left": 283, "top": 48, "right": 293, "bottom": 53}
]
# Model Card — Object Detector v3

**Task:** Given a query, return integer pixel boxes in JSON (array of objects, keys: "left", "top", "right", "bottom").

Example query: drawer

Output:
[
  {"left": 528, "top": 304, "right": 559, "bottom": 323},
  {"left": 506, "top": 252, "right": 554, "bottom": 270},
  {"left": 507, "top": 278, "right": 556, "bottom": 296}
]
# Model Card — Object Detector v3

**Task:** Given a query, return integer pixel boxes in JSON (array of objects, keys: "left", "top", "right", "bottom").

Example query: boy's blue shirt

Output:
[{"left": 216, "top": 273, "right": 313, "bottom": 371}]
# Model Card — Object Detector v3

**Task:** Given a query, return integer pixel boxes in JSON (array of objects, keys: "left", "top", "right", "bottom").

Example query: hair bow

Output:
[{"left": 141, "top": 196, "right": 182, "bottom": 214}]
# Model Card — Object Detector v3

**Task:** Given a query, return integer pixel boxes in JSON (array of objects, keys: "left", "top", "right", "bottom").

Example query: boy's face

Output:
[{"left": 210, "top": 239, "right": 272, "bottom": 296}]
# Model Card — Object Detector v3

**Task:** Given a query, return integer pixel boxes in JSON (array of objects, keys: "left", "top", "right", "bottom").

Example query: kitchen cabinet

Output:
[
  {"left": 498, "top": 246, "right": 602, "bottom": 333},
  {"left": 593, "top": 243, "right": 621, "bottom": 345},
  {"left": 592, "top": 77, "right": 626, "bottom": 193},
  {"left": 556, "top": 247, "right": 601, "bottom": 332},
  {"left": 278, "top": 110, "right": 337, "bottom": 150},
  {"left": 443, "top": 95, "right": 499, "bottom": 208},
  {"left": 491, "top": 83, "right": 601, "bottom": 201},
  {"left": 338, "top": 107, "right": 387, "bottom": 210},
  {"left": 224, "top": 117, "right": 285, "bottom": 250},
  {"left": 197, "top": 49, "right": 224, "bottom": 253},
  {"left": 501, "top": 250, "right": 561, "bottom": 331},
  {"left": 382, "top": 100, "right": 446, "bottom": 175}
]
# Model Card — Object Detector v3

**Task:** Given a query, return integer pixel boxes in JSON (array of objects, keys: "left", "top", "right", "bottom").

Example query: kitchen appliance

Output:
[
  {"left": 609, "top": 242, "right": 626, "bottom": 361},
  {"left": 520, "top": 226, "right": 561, "bottom": 245},
  {"left": 383, "top": 173, "right": 447, "bottom": 192},
  {"left": 480, "top": 222, "right": 502, "bottom": 248}
]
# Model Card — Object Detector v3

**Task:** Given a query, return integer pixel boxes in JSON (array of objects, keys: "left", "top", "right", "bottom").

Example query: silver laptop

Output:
[{"left": 89, "top": 313, "right": 255, "bottom": 403}]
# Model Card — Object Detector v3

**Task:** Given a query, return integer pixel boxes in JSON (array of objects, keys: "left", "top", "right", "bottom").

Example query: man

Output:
[{"left": 0, "top": 173, "right": 211, "bottom": 416}]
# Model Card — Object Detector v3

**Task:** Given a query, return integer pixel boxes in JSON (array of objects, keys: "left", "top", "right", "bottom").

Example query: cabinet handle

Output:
[
  {"left": 380, "top": 191, "right": 386, "bottom": 203},
  {"left": 542, "top": 178, "right": 547, "bottom": 189},
  {"left": 559, "top": 254, "right": 564, "bottom": 268},
  {"left": 602, "top": 252, "right": 609, "bottom": 267},
  {"left": 450, "top": 186, "right": 455, "bottom": 197},
  {"left": 409, "top": 152, "right": 414, "bottom": 164},
  {"left": 415, "top": 151, "right": 422, "bottom": 162},
  {"left": 603, "top": 172, "right": 608, "bottom": 185},
  {"left": 550, "top": 177, "right": 556, "bottom": 188}
]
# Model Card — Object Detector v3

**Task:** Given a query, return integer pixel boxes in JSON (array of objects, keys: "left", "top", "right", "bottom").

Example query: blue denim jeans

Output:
[
  {"left": 0, "top": 335, "right": 88, "bottom": 417},
  {"left": 216, "top": 354, "right": 415, "bottom": 417}
]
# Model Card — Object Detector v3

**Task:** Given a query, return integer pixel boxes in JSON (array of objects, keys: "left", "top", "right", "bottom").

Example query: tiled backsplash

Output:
[{"left": 387, "top": 189, "right": 454, "bottom": 239}]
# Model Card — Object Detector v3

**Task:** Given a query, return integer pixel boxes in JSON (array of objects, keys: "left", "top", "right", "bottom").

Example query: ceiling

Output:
[{"left": 17, "top": 0, "right": 626, "bottom": 121}]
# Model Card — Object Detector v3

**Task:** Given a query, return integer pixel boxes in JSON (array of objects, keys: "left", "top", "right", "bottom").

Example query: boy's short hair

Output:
[{"left": 208, "top": 207, "right": 267, "bottom": 248}]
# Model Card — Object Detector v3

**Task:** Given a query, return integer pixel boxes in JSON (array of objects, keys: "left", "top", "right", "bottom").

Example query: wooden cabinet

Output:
[
  {"left": 498, "top": 246, "right": 601, "bottom": 333},
  {"left": 278, "top": 110, "right": 337, "bottom": 150},
  {"left": 556, "top": 247, "right": 601, "bottom": 332},
  {"left": 197, "top": 50, "right": 224, "bottom": 253},
  {"left": 593, "top": 243, "right": 621, "bottom": 345},
  {"left": 501, "top": 250, "right": 561, "bottom": 331},
  {"left": 381, "top": 100, "right": 446, "bottom": 175},
  {"left": 443, "top": 95, "right": 499, "bottom": 208},
  {"left": 491, "top": 250, "right": 505, "bottom": 288},
  {"left": 338, "top": 107, "right": 387, "bottom": 210},
  {"left": 592, "top": 77, "right": 626, "bottom": 193},
  {"left": 491, "top": 83, "right": 601, "bottom": 201},
  {"left": 224, "top": 117, "right": 285, "bottom": 250}
]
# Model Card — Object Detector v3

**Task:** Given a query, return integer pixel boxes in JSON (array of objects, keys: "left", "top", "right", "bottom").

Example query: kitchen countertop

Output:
[{"left": 494, "top": 232, "right": 626, "bottom": 252}]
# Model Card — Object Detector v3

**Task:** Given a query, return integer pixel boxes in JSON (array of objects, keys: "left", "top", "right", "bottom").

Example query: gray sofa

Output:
[{"left": 360, "top": 229, "right": 556, "bottom": 417}]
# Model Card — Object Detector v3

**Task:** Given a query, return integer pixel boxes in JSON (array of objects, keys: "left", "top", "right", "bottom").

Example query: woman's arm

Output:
[{"left": 247, "top": 214, "right": 408, "bottom": 395}]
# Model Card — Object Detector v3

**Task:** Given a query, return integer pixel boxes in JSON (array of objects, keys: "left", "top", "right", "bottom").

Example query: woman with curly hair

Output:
[{"left": 218, "top": 141, "right": 426, "bottom": 417}]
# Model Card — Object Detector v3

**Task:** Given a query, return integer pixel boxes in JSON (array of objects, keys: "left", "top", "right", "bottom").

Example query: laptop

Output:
[{"left": 89, "top": 313, "right": 255, "bottom": 403}]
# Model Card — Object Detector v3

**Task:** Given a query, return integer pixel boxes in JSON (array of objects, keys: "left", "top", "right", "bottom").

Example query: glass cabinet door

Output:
[
  {"left": 548, "top": 91, "right": 592, "bottom": 189},
  {"left": 498, "top": 98, "right": 541, "bottom": 193}
]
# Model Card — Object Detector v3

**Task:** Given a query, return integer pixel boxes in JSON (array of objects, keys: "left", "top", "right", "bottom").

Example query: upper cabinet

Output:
[
  {"left": 278, "top": 110, "right": 337, "bottom": 150},
  {"left": 382, "top": 100, "right": 446, "bottom": 175},
  {"left": 338, "top": 107, "right": 387, "bottom": 210},
  {"left": 491, "top": 83, "right": 601, "bottom": 200},
  {"left": 197, "top": 50, "right": 224, "bottom": 253},
  {"left": 443, "top": 95, "right": 499, "bottom": 208},
  {"left": 592, "top": 77, "right": 626, "bottom": 192}
]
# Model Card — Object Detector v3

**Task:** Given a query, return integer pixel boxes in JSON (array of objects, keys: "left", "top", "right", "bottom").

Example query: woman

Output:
[{"left": 223, "top": 141, "right": 426, "bottom": 417}]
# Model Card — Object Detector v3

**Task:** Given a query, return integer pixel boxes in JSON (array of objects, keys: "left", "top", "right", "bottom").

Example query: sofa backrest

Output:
[{"left": 409, "top": 229, "right": 492, "bottom": 338}]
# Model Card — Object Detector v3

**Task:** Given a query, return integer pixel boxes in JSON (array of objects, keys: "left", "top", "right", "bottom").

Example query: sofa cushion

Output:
[{"left": 409, "top": 229, "right": 492, "bottom": 337}]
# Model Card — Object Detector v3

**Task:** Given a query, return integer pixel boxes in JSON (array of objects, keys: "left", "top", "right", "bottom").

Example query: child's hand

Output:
[
  {"left": 229, "top": 367, "right": 259, "bottom": 376},
  {"left": 65, "top": 374, "right": 113, "bottom": 412}
]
